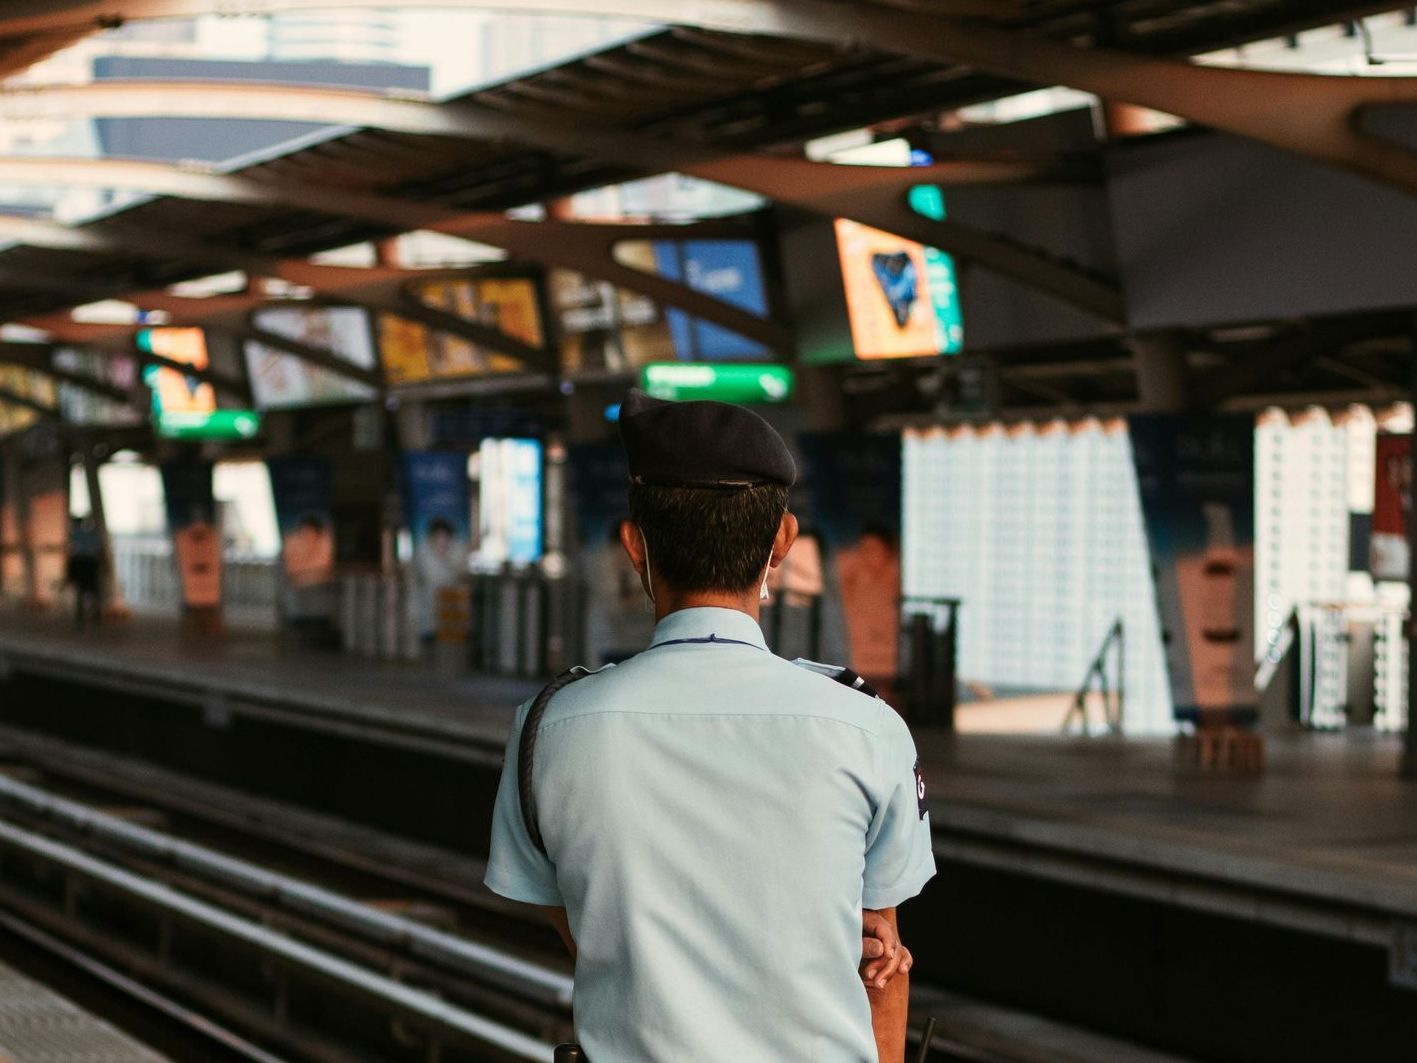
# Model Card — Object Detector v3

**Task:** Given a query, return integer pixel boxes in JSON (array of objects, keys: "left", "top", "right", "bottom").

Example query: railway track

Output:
[
  {"left": 0, "top": 726, "right": 1049, "bottom": 1063},
  {"left": 0, "top": 730, "right": 574, "bottom": 1061}
]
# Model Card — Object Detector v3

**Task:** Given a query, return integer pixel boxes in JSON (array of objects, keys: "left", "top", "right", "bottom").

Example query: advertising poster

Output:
[
  {"left": 267, "top": 456, "right": 335, "bottom": 590},
  {"left": 142, "top": 328, "right": 214, "bottom": 419},
  {"left": 1371, "top": 433, "right": 1411, "bottom": 582},
  {"left": 799, "top": 432, "right": 903, "bottom": 685},
  {"left": 55, "top": 348, "right": 140, "bottom": 427},
  {"left": 378, "top": 278, "right": 545, "bottom": 384},
  {"left": 160, "top": 458, "right": 221, "bottom": 610},
  {"left": 0, "top": 368, "right": 56, "bottom": 437},
  {"left": 402, "top": 452, "right": 471, "bottom": 638},
  {"left": 25, "top": 461, "right": 68, "bottom": 606},
  {"left": 834, "top": 218, "right": 963, "bottom": 360},
  {"left": 245, "top": 306, "right": 378, "bottom": 409},
  {"left": 0, "top": 502, "right": 19, "bottom": 597},
  {"left": 551, "top": 265, "right": 672, "bottom": 374},
  {"left": 1129, "top": 414, "right": 1256, "bottom": 721},
  {"left": 649, "top": 239, "right": 770, "bottom": 361}
]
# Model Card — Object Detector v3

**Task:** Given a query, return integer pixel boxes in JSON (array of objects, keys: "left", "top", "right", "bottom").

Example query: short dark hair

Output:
[{"left": 629, "top": 483, "right": 788, "bottom": 593}]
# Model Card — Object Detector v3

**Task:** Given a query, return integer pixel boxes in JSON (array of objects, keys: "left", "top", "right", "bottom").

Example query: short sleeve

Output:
[
  {"left": 485, "top": 699, "right": 564, "bottom": 906},
  {"left": 862, "top": 708, "right": 936, "bottom": 910}
]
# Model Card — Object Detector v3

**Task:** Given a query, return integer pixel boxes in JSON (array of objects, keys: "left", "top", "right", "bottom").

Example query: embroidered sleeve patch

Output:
[{"left": 913, "top": 759, "right": 927, "bottom": 819}]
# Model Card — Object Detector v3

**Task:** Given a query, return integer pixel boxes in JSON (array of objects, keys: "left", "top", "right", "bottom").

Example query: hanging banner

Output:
[
  {"left": 266, "top": 455, "right": 335, "bottom": 630},
  {"left": 402, "top": 452, "right": 471, "bottom": 639},
  {"left": 160, "top": 458, "right": 221, "bottom": 610},
  {"left": 267, "top": 456, "right": 334, "bottom": 588},
  {"left": 21, "top": 461, "right": 69, "bottom": 607},
  {"left": 1129, "top": 414, "right": 1256, "bottom": 722},
  {"left": 799, "top": 432, "right": 903, "bottom": 686},
  {"left": 1372, "top": 433, "right": 1411, "bottom": 582}
]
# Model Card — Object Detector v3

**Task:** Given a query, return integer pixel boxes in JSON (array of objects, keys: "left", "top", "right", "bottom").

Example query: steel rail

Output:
[
  {"left": 0, "top": 771, "right": 574, "bottom": 1008},
  {"left": 0, "top": 816, "right": 559, "bottom": 1061}
]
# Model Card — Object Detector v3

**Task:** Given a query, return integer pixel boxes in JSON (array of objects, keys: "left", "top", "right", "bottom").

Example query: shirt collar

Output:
[{"left": 648, "top": 607, "right": 769, "bottom": 652}]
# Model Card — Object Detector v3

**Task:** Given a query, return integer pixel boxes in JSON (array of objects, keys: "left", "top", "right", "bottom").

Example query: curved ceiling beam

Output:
[
  {"left": 0, "top": 87, "right": 1111, "bottom": 319},
  {"left": 0, "top": 157, "right": 444, "bottom": 230},
  {"left": 0, "top": 82, "right": 1070, "bottom": 187},
  {"left": 7, "top": 2, "right": 1413, "bottom": 204},
  {"left": 0, "top": 167, "right": 793, "bottom": 349},
  {"left": 0, "top": 211, "right": 789, "bottom": 373},
  {"left": 0, "top": 142, "right": 1112, "bottom": 321},
  {"left": 0, "top": 0, "right": 1006, "bottom": 38},
  {"left": 759, "top": 3, "right": 1417, "bottom": 200}
]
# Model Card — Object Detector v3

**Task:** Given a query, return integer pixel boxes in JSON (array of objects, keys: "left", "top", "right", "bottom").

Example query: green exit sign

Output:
[
  {"left": 156, "top": 409, "right": 262, "bottom": 441},
  {"left": 640, "top": 363, "right": 794, "bottom": 404}
]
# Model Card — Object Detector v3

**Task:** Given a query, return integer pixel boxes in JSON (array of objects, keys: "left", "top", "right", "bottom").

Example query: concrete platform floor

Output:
[
  {"left": 0, "top": 955, "right": 167, "bottom": 1063},
  {"left": 0, "top": 608, "right": 1414, "bottom": 929}
]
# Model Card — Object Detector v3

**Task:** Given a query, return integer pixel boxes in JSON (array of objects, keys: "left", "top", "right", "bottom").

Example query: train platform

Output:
[
  {"left": 0, "top": 608, "right": 1413, "bottom": 953},
  {"left": 0, "top": 954, "right": 167, "bottom": 1063},
  {"left": 0, "top": 608, "right": 538, "bottom": 760}
]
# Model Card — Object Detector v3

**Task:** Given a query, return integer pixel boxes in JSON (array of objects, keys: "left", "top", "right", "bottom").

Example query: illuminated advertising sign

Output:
[
  {"left": 835, "top": 215, "right": 962, "bottom": 360},
  {"left": 557, "top": 239, "right": 772, "bottom": 373},
  {"left": 552, "top": 267, "right": 671, "bottom": 374},
  {"left": 139, "top": 328, "right": 260, "bottom": 440},
  {"left": 155, "top": 409, "right": 261, "bottom": 441},
  {"left": 55, "top": 348, "right": 140, "bottom": 428},
  {"left": 140, "top": 327, "right": 215, "bottom": 416},
  {"left": 825, "top": 137, "right": 962, "bottom": 362},
  {"left": 379, "top": 277, "right": 545, "bottom": 384},
  {"left": 650, "top": 239, "right": 770, "bottom": 361},
  {"left": 0, "top": 368, "right": 55, "bottom": 436},
  {"left": 640, "top": 363, "right": 793, "bottom": 404},
  {"left": 244, "top": 306, "right": 378, "bottom": 409},
  {"left": 478, "top": 438, "right": 542, "bottom": 567}
]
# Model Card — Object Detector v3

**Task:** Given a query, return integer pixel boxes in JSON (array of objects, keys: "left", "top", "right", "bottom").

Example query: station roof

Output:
[{"left": 0, "top": 0, "right": 1407, "bottom": 422}]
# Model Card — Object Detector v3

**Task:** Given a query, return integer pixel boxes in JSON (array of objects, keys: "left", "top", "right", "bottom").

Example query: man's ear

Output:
[
  {"left": 770, "top": 511, "right": 799, "bottom": 569},
  {"left": 619, "top": 519, "right": 646, "bottom": 574}
]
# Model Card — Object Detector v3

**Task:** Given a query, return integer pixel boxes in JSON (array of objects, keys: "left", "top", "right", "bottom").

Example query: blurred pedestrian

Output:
[{"left": 66, "top": 516, "right": 102, "bottom": 630}]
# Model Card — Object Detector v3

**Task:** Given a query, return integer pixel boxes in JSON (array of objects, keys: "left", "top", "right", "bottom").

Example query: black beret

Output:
[{"left": 619, "top": 389, "right": 796, "bottom": 488}]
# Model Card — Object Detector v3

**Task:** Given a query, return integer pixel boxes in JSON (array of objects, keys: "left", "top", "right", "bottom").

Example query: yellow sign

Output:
[{"left": 380, "top": 278, "right": 544, "bottom": 384}]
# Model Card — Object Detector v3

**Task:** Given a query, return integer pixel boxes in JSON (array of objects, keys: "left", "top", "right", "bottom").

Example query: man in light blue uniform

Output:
[{"left": 487, "top": 391, "right": 934, "bottom": 1061}]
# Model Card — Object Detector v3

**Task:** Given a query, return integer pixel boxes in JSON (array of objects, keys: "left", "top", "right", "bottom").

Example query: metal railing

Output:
[
  {"left": 1257, "top": 600, "right": 1409, "bottom": 732},
  {"left": 1063, "top": 619, "right": 1125, "bottom": 736},
  {"left": 0, "top": 769, "right": 571, "bottom": 1009},
  {"left": 111, "top": 537, "right": 279, "bottom": 628}
]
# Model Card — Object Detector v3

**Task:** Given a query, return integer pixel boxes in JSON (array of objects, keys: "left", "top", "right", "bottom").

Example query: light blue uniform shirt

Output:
[{"left": 486, "top": 607, "right": 935, "bottom": 1062}]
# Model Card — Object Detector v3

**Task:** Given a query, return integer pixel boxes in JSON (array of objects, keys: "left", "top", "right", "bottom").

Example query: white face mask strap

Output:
[
  {"left": 639, "top": 527, "right": 655, "bottom": 606},
  {"left": 640, "top": 527, "right": 774, "bottom": 604}
]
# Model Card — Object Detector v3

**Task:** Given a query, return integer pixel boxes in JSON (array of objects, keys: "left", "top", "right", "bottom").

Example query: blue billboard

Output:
[{"left": 651, "top": 239, "right": 770, "bottom": 361}]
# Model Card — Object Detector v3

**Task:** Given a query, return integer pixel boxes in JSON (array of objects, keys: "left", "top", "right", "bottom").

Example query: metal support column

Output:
[
  {"left": 5, "top": 449, "right": 34, "bottom": 605},
  {"left": 80, "top": 442, "right": 125, "bottom": 618},
  {"left": 1403, "top": 316, "right": 1417, "bottom": 778}
]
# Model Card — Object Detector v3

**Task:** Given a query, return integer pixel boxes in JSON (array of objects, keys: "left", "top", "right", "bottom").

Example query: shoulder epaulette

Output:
[{"left": 790, "top": 658, "right": 881, "bottom": 700}]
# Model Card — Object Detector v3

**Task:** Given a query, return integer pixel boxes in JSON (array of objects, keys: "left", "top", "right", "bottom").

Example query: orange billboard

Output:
[
  {"left": 379, "top": 278, "right": 544, "bottom": 384},
  {"left": 141, "top": 327, "right": 215, "bottom": 416},
  {"left": 835, "top": 218, "right": 941, "bottom": 360}
]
